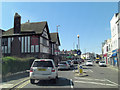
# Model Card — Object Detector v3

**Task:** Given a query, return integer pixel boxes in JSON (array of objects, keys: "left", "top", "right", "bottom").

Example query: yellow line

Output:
[
  {"left": 17, "top": 80, "right": 30, "bottom": 88},
  {"left": 10, "top": 77, "right": 30, "bottom": 88}
]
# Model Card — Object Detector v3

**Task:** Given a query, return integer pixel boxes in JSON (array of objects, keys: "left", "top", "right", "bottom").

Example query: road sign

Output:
[{"left": 77, "top": 50, "right": 81, "bottom": 55}]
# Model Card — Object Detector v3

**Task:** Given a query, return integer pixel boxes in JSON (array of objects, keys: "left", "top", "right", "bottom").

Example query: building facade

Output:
[
  {"left": 110, "top": 13, "right": 120, "bottom": 67},
  {"left": 1, "top": 13, "right": 61, "bottom": 64},
  {"left": 102, "top": 39, "right": 112, "bottom": 65}
]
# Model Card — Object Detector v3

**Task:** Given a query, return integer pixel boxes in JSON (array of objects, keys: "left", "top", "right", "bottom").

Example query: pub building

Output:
[{"left": 1, "top": 13, "right": 60, "bottom": 63}]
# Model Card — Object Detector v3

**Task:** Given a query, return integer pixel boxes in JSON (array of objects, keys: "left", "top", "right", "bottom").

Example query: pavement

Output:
[{"left": 0, "top": 62, "right": 119, "bottom": 89}]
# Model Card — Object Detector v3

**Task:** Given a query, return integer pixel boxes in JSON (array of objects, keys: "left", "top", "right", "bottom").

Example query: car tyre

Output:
[{"left": 30, "top": 79, "right": 35, "bottom": 84}]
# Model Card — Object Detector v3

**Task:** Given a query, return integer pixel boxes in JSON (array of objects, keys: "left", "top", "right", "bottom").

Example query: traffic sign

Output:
[{"left": 77, "top": 50, "right": 81, "bottom": 55}]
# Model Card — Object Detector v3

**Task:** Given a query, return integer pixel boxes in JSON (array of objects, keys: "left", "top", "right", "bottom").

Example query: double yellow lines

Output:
[
  {"left": 10, "top": 77, "right": 30, "bottom": 89},
  {"left": 16, "top": 80, "right": 30, "bottom": 88}
]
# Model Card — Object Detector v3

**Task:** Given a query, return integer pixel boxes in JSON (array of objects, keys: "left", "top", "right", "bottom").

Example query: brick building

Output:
[{"left": 1, "top": 13, "right": 61, "bottom": 63}]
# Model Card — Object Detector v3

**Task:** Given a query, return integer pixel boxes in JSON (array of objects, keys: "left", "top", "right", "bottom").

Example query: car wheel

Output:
[{"left": 30, "top": 79, "right": 35, "bottom": 84}]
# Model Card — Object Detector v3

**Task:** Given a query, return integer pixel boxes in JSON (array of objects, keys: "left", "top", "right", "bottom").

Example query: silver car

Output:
[
  {"left": 58, "top": 61, "right": 70, "bottom": 70},
  {"left": 29, "top": 59, "right": 58, "bottom": 84}
]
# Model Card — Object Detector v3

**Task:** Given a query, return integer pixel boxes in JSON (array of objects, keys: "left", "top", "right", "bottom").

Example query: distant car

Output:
[
  {"left": 67, "top": 60, "right": 72, "bottom": 67},
  {"left": 71, "top": 60, "right": 79, "bottom": 66},
  {"left": 58, "top": 61, "right": 70, "bottom": 70},
  {"left": 85, "top": 60, "right": 93, "bottom": 66},
  {"left": 99, "top": 61, "right": 107, "bottom": 67},
  {"left": 29, "top": 59, "right": 58, "bottom": 84}
]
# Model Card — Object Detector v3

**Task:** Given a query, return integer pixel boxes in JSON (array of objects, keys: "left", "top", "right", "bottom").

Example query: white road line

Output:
[
  {"left": 74, "top": 77, "right": 106, "bottom": 81},
  {"left": 70, "top": 79, "right": 73, "bottom": 88},
  {"left": 74, "top": 81, "right": 117, "bottom": 86},
  {"left": 89, "top": 70, "right": 93, "bottom": 72},
  {"left": 105, "top": 79, "right": 118, "bottom": 86}
]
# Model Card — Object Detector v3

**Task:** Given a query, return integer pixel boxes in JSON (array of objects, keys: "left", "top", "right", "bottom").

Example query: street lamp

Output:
[
  {"left": 56, "top": 25, "right": 60, "bottom": 32},
  {"left": 77, "top": 35, "right": 80, "bottom": 50}
]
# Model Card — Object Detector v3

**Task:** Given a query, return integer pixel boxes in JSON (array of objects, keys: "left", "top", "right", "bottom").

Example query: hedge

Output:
[{"left": 2, "top": 56, "right": 35, "bottom": 77}]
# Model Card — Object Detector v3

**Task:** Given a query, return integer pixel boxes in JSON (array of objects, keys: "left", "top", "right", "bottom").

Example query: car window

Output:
[
  {"left": 60, "top": 62, "right": 66, "bottom": 64},
  {"left": 33, "top": 61, "right": 53, "bottom": 67},
  {"left": 100, "top": 61, "right": 105, "bottom": 63}
]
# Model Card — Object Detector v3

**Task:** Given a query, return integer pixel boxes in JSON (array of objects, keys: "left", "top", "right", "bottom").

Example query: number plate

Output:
[{"left": 38, "top": 68, "right": 46, "bottom": 71}]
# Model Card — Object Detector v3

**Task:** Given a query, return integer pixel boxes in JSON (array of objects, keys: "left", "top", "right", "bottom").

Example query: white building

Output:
[
  {"left": 102, "top": 39, "right": 112, "bottom": 64},
  {"left": 110, "top": 13, "right": 120, "bottom": 67},
  {"left": 81, "top": 52, "right": 95, "bottom": 60}
]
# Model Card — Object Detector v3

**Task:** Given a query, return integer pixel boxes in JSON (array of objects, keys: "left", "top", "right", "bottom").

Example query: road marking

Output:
[
  {"left": 74, "top": 81, "right": 117, "bottom": 86},
  {"left": 70, "top": 79, "right": 73, "bottom": 88},
  {"left": 0, "top": 83, "right": 13, "bottom": 88},
  {"left": 105, "top": 79, "right": 118, "bottom": 86},
  {"left": 89, "top": 70, "right": 93, "bottom": 72},
  {"left": 74, "top": 77, "right": 106, "bottom": 81},
  {"left": 9, "top": 77, "right": 29, "bottom": 88},
  {"left": 17, "top": 80, "right": 30, "bottom": 88}
]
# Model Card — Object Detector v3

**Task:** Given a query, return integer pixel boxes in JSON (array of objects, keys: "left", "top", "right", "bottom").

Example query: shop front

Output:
[
  {"left": 103, "top": 53, "right": 107, "bottom": 64},
  {"left": 112, "top": 49, "right": 118, "bottom": 67}
]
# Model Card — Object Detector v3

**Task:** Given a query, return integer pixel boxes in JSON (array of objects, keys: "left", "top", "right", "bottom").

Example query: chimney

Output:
[{"left": 14, "top": 13, "right": 21, "bottom": 34}]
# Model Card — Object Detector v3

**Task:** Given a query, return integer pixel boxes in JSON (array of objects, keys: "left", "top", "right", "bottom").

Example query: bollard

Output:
[{"left": 79, "top": 65, "right": 83, "bottom": 75}]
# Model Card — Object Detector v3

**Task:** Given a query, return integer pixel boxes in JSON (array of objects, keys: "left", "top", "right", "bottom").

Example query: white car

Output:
[
  {"left": 58, "top": 61, "right": 70, "bottom": 70},
  {"left": 85, "top": 60, "right": 93, "bottom": 66},
  {"left": 99, "top": 61, "right": 107, "bottom": 67},
  {"left": 29, "top": 59, "right": 58, "bottom": 84}
]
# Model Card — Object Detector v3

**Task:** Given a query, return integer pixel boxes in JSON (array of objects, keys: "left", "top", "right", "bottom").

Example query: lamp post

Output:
[
  {"left": 77, "top": 35, "right": 80, "bottom": 50},
  {"left": 56, "top": 25, "right": 60, "bottom": 33}
]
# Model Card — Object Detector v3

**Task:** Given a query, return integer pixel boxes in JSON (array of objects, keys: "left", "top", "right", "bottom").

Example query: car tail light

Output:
[
  {"left": 40, "top": 60, "right": 45, "bottom": 61},
  {"left": 51, "top": 67, "right": 55, "bottom": 72},
  {"left": 30, "top": 68, "right": 33, "bottom": 72},
  {"left": 65, "top": 64, "right": 68, "bottom": 66}
]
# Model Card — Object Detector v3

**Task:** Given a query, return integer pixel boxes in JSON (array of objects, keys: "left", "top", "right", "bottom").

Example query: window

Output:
[
  {"left": 21, "top": 37, "right": 24, "bottom": 53},
  {"left": 42, "top": 38, "right": 47, "bottom": 46},
  {"left": 31, "top": 45, "right": 34, "bottom": 53},
  {"left": 25, "top": 36, "right": 27, "bottom": 53},
  {"left": 2, "top": 38, "right": 7, "bottom": 46},
  {"left": 35, "top": 45, "right": 39, "bottom": 52},
  {"left": 28, "top": 36, "right": 30, "bottom": 53},
  {"left": 8, "top": 38, "right": 11, "bottom": 53}
]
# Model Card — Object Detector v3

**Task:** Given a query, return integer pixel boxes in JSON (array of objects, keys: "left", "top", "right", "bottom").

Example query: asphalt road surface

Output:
[{"left": 1, "top": 62, "right": 119, "bottom": 89}]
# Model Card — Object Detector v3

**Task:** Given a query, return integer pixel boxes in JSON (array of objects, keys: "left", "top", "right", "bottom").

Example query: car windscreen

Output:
[
  {"left": 67, "top": 61, "right": 71, "bottom": 63},
  {"left": 87, "top": 61, "right": 92, "bottom": 62},
  {"left": 33, "top": 61, "right": 53, "bottom": 67},
  {"left": 73, "top": 61, "right": 78, "bottom": 64},
  {"left": 59, "top": 62, "right": 66, "bottom": 64},
  {"left": 100, "top": 61, "right": 105, "bottom": 63}
]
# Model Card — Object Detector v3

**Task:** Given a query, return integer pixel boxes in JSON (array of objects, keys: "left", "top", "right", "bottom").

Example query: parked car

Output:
[
  {"left": 99, "top": 61, "right": 107, "bottom": 67},
  {"left": 58, "top": 61, "right": 70, "bottom": 70},
  {"left": 85, "top": 60, "right": 93, "bottom": 66},
  {"left": 67, "top": 60, "right": 72, "bottom": 67},
  {"left": 29, "top": 59, "right": 58, "bottom": 84}
]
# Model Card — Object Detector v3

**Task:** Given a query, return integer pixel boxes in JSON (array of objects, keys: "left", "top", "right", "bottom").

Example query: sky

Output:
[{"left": 0, "top": 2, "right": 118, "bottom": 54}]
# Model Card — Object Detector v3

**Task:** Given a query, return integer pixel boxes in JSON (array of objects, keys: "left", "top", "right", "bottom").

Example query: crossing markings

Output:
[
  {"left": 74, "top": 81, "right": 117, "bottom": 86},
  {"left": 74, "top": 77, "right": 118, "bottom": 87}
]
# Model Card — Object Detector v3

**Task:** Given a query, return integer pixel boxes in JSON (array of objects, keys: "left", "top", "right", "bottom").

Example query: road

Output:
[{"left": 1, "top": 62, "right": 119, "bottom": 89}]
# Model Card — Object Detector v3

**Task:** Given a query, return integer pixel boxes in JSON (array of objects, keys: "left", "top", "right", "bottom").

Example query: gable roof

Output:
[
  {"left": 2, "top": 21, "right": 47, "bottom": 36},
  {"left": 50, "top": 32, "right": 60, "bottom": 46}
]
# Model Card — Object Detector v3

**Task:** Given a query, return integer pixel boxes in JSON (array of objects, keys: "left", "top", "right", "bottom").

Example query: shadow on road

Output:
[{"left": 35, "top": 77, "right": 72, "bottom": 86}]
